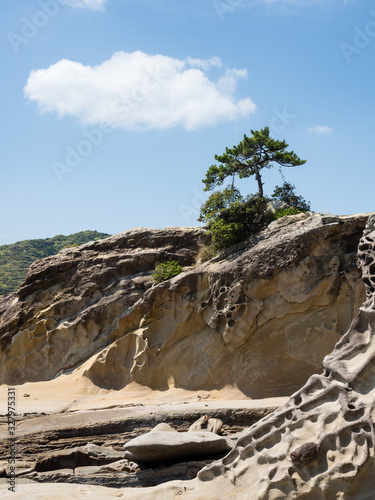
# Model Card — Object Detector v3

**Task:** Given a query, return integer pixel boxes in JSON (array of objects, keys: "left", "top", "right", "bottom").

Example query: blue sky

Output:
[{"left": 1, "top": 0, "right": 374, "bottom": 244}]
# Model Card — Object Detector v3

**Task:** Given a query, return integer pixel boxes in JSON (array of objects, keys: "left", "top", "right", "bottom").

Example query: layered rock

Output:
[
  {"left": 115, "top": 213, "right": 375, "bottom": 499},
  {"left": 0, "top": 215, "right": 369, "bottom": 398},
  {"left": 0, "top": 227, "right": 206, "bottom": 384},
  {"left": 0, "top": 212, "right": 374, "bottom": 498},
  {"left": 34, "top": 444, "right": 125, "bottom": 472}
]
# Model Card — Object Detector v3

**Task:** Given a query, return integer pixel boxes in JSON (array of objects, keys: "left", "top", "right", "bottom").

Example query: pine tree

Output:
[{"left": 202, "top": 127, "right": 306, "bottom": 198}]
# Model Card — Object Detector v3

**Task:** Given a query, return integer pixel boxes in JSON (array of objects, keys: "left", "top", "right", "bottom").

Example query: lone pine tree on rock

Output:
[
  {"left": 199, "top": 128, "right": 308, "bottom": 251},
  {"left": 202, "top": 127, "right": 306, "bottom": 199}
]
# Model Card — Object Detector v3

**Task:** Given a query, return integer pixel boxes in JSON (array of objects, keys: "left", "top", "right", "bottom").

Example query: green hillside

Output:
[{"left": 0, "top": 230, "right": 110, "bottom": 297}]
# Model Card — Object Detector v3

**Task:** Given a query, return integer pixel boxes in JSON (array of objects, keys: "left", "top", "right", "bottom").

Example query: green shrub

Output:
[
  {"left": 152, "top": 261, "right": 182, "bottom": 284},
  {"left": 271, "top": 182, "right": 310, "bottom": 212},
  {"left": 199, "top": 189, "right": 274, "bottom": 252},
  {"left": 273, "top": 207, "right": 302, "bottom": 219}
]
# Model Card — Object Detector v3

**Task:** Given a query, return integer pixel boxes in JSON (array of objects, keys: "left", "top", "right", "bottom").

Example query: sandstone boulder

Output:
[
  {"left": 188, "top": 415, "right": 223, "bottom": 434},
  {"left": 123, "top": 430, "right": 234, "bottom": 463},
  {"left": 151, "top": 423, "right": 175, "bottom": 432}
]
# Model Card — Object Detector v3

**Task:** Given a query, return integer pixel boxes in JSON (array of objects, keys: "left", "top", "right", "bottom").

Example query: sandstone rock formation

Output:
[
  {"left": 1, "top": 213, "right": 374, "bottom": 499},
  {"left": 77, "top": 213, "right": 368, "bottom": 399},
  {"left": 0, "top": 227, "right": 206, "bottom": 385},
  {"left": 34, "top": 444, "right": 125, "bottom": 472},
  {"left": 0, "top": 401, "right": 275, "bottom": 492},
  {"left": 123, "top": 430, "right": 234, "bottom": 463},
  {"left": 188, "top": 415, "right": 223, "bottom": 434},
  {"left": 0, "top": 214, "right": 368, "bottom": 400},
  {"left": 112, "top": 213, "right": 375, "bottom": 499}
]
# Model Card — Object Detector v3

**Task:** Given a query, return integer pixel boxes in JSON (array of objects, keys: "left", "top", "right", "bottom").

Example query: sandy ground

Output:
[{"left": 0, "top": 362, "right": 290, "bottom": 415}]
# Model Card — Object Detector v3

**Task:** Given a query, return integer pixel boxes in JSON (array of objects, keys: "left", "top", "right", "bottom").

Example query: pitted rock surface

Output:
[{"left": 116, "top": 213, "right": 375, "bottom": 499}]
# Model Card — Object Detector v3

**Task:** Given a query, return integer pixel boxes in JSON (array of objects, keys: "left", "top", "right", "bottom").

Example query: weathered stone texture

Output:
[
  {"left": 121, "top": 213, "right": 375, "bottom": 499},
  {"left": 0, "top": 227, "right": 206, "bottom": 384},
  {"left": 0, "top": 215, "right": 368, "bottom": 398}
]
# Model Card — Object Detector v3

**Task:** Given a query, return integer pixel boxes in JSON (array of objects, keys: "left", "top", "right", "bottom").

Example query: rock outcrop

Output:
[
  {"left": 0, "top": 214, "right": 369, "bottom": 399},
  {"left": 0, "top": 400, "right": 278, "bottom": 491},
  {"left": 109, "top": 213, "right": 375, "bottom": 499},
  {"left": 1, "top": 212, "right": 375, "bottom": 498},
  {"left": 0, "top": 227, "right": 206, "bottom": 384}
]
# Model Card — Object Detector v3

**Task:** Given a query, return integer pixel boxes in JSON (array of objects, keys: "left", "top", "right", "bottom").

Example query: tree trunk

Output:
[{"left": 254, "top": 165, "right": 263, "bottom": 198}]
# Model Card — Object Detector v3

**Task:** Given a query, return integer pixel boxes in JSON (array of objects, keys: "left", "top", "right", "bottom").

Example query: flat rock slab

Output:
[
  {"left": 35, "top": 443, "right": 124, "bottom": 472},
  {"left": 0, "top": 400, "right": 287, "bottom": 440},
  {"left": 124, "top": 430, "right": 234, "bottom": 462},
  {"left": 0, "top": 483, "right": 130, "bottom": 499}
]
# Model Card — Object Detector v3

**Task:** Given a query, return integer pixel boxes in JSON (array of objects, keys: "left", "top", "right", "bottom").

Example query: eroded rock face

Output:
[
  {"left": 0, "top": 214, "right": 369, "bottom": 398},
  {"left": 123, "top": 213, "right": 375, "bottom": 499},
  {"left": 83, "top": 213, "right": 368, "bottom": 398},
  {"left": 0, "top": 227, "right": 206, "bottom": 384}
]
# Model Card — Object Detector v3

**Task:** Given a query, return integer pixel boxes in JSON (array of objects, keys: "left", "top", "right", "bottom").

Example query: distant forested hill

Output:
[{"left": 0, "top": 230, "right": 110, "bottom": 297}]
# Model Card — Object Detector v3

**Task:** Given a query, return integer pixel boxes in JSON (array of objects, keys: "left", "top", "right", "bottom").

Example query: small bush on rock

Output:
[
  {"left": 272, "top": 182, "right": 310, "bottom": 212},
  {"left": 199, "top": 189, "right": 274, "bottom": 251},
  {"left": 152, "top": 261, "right": 182, "bottom": 283},
  {"left": 273, "top": 207, "right": 303, "bottom": 218}
]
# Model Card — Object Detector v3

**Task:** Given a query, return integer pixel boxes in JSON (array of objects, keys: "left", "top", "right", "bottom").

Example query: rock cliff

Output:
[
  {"left": 120, "top": 216, "right": 375, "bottom": 499},
  {"left": 0, "top": 213, "right": 368, "bottom": 399},
  {"left": 0, "top": 227, "right": 206, "bottom": 385}
]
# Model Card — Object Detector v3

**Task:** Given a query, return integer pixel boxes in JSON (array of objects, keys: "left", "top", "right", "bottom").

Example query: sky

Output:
[{"left": 1, "top": 0, "right": 374, "bottom": 245}]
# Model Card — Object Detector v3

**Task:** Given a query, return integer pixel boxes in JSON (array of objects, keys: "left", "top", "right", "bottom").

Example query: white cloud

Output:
[
  {"left": 62, "top": 0, "right": 108, "bottom": 11},
  {"left": 307, "top": 125, "right": 335, "bottom": 135},
  {"left": 24, "top": 51, "right": 256, "bottom": 131},
  {"left": 186, "top": 56, "right": 222, "bottom": 70}
]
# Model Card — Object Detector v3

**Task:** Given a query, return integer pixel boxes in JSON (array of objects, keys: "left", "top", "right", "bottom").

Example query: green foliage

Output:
[
  {"left": 273, "top": 207, "right": 302, "bottom": 219},
  {"left": 0, "top": 230, "right": 110, "bottom": 297},
  {"left": 199, "top": 188, "right": 274, "bottom": 251},
  {"left": 198, "top": 186, "right": 243, "bottom": 224},
  {"left": 152, "top": 261, "right": 182, "bottom": 284},
  {"left": 272, "top": 181, "right": 311, "bottom": 212},
  {"left": 199, "top": 128, "right": 310, "bottom": 252},
  {"left": 202, "top": 127, "right": 306, "bottom": 198}
]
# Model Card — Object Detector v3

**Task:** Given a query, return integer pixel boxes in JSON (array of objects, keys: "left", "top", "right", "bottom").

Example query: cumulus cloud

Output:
[
  {"left": 307, "top": 125, "right": 335, "bottom": 135},
  {"left": 62, "top": 0, "right": 108, "bottom": 10},
  {"left": 24, "top": 51, "right": 256, "bottom": 131}
]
